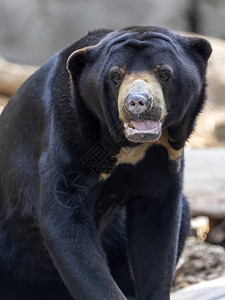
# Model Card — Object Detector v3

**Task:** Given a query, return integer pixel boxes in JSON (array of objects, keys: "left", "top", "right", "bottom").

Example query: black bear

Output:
[{"left": 0, "top": 26, "right": 212, "bottom": 300}]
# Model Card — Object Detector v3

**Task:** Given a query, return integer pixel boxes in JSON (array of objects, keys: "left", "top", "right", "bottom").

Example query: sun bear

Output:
[{"left": 0, "top": 26, "right": 212, "bottom": 299}]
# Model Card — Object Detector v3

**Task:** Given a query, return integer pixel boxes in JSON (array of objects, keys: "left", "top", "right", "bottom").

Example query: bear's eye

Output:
[
  {"left": 112, "top": 73, "right": 122, "bottom": 84},
  {"left": 158, "top": 70, "right": 172, "bottom": 82},
  {"left": 109, "top": 67, "right": 123, "bottom": 85}
]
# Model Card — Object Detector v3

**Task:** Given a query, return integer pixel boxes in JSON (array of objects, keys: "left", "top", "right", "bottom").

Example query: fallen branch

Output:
[
  {"left": 0, "top": 94, "right": 9, "bottom": 113},
  {"left": 0, "top": 57, "right": 37, "bottom": 96}
]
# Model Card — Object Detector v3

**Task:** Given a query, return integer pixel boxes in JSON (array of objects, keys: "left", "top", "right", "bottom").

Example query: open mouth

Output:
[{"left": 123, "top": 119, "right": 162, "bottom": 142}]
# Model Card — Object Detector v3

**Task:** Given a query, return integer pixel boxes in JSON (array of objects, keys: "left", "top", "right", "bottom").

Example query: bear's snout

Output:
[
  {"left": 118, "top": 73, "right": 167, "bottom": 142},
  {"left": 118, "top": 75, "right": 166, "bottom": 123},
  {"left": 124, "top": 92, "right": 152, "bottom": 116}
]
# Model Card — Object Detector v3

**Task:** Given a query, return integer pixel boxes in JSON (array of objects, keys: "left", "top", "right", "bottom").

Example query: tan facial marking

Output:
[{"left": 118, "top": 72, "right": 167, "bottom": 123}]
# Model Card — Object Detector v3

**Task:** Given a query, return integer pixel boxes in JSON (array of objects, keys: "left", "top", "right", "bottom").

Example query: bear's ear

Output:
[
  {"left": 67, "top": 46, "right": 93, "bottom": 77},
  {"left": 189, "top": 37, "right": 212, "bottom": 61}
]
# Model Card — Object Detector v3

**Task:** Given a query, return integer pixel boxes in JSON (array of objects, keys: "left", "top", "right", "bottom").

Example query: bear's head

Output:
[{"left": 67, "top": 27, "right": 212, "bottom": 148}]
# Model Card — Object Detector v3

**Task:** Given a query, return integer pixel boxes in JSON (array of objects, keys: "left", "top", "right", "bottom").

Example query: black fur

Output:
[{"left": 0, "top": 26, "right": 211, "bottom": 299}]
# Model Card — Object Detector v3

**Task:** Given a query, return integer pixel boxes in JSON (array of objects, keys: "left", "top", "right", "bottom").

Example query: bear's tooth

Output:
[{"left": 129, "top": 123, "right": 135, "bottom": 129}]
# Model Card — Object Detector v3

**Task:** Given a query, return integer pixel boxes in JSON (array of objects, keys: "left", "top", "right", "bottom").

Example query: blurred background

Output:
[
  {"left": 0, "top": 0, "right": 225, "bottom": 65},
  {"left": 0, "top": 0, "right": 225, "bottom": 298}
]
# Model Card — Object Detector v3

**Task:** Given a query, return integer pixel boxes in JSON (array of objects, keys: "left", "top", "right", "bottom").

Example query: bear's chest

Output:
[
  {"left": 99, "top": 129, "right": 182, "bottom": 181},
  {"left": 99, "top": 142, "right": 151, "bottom": 180}
]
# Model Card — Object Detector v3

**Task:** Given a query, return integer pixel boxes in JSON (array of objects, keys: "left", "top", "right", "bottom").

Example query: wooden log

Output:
[
  {"left": 184, "top": 148, "right": 225, "bottom": 218},
  {"left": 0, "top": 94, "right": 9, "bottom": 114},
  {"left": 171, "top": 275, "right": 225, "bottom": 300},
  {"left": 0, "top": 57, "right": 37, "bottom": 96}
]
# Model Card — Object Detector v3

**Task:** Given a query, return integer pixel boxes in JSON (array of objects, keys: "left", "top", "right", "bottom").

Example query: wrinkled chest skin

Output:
[{"left": 0, "top": 26, "right": 211, "bottom": 300}]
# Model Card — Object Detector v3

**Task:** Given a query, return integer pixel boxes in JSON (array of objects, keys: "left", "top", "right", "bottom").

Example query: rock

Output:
[{"left": 172, "top": 237, "right": 225, "bottom": 293}]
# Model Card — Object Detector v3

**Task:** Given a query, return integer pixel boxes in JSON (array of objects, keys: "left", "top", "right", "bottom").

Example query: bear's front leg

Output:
[
  {"left": 39, "top": 160, "right": 126, "bottom": 300},
  {"left": 126, "top": 191, "right": 183, "bottom": 300}
]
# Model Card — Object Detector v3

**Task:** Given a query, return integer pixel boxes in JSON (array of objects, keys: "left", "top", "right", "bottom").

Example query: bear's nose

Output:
[{"left": 124, "top": 93, "right": 152, "bottom": 115}]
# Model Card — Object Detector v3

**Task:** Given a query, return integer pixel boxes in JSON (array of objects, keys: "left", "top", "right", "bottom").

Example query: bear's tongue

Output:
[
  {"left": 128, "top": 119, "right": 161, "bottom": 131},
  {"left": 123, "top": 119, "right": 162, "bottom": 142}
]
